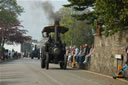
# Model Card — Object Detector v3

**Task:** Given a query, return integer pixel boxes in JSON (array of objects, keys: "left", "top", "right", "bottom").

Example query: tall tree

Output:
[
  {"left": 56, "top": 8, "right": 94, "bottom": 47},
  {"left": 64, "top": 0, "right": 95, "bottom": 24},
  {"left": 95, "top": 0, "right": 128, "bottom": 36},
  {"left": 0, "top": 0, "right": 23, "bottom": 15},
  {"left": 0, "top": 0, "right": 31, "bottom": 47},
  {"left": 64, "top": 0, "right": 128, "bottom": 36}
]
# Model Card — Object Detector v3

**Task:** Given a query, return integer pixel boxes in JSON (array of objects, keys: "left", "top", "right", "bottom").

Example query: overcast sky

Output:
[{"left": 17, "top": 0, "right": 69, "bottom": 41}]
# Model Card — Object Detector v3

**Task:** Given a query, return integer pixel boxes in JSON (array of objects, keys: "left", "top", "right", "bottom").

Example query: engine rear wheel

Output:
[
  {"left": 60, "top": 62, "right": 64, "bottom": 69},
  {"left": 45, "top": 53, "right": 49, "bottom": 70},
  {"left": 38, "top": 57, "right": 40, "bottom": 59}
]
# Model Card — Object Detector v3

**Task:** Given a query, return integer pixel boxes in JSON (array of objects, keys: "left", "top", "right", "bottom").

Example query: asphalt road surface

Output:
[{"left": 0, "top": 58, "right": 128, "bottom": 85}]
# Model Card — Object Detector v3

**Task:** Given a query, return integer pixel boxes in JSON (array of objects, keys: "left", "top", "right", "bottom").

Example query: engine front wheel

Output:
[
  {"left": 63, "top": 55, "right": 67, "bottom": 70},
  {"left": 31, "top": 57, "right": 34, "bottom": 59},
  {"left": 41, "top": 58, "right": 45, "bottom": 68}
]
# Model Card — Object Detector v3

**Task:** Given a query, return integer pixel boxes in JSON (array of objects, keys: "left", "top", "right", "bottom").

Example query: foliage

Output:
[
  {"left": 64, "top": 0, "right": 128, "bottom": 36},
  {"left": 64, "top": 0, "right": 94, "bottom": 11},
  {"left": 0, "top": 45, "right": 5, "bottom": 52},
  {"left": 64, "top": 0, "right": 95, "bottom": 24},
  {"left": 0, "top": 0, "right": 31, "bottom": 47},
  {"left": 95, "top": 0, "right": 128, "bottom": 36},
  {"left": 0, "top": 0, "right": 24, "bottom": 15},
  {"left": 56, "top": 8, "right": 94, "bottom": 47},
  {"left": 0, "top": 10, "right": 17, "bottom": 28}
]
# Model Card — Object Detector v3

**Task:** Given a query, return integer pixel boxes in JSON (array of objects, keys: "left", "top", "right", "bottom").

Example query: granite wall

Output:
[{"left": 89, "top": 30, "right": 128, "bottom": 75}]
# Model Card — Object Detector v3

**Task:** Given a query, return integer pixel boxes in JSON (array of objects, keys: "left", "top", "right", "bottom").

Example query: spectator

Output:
[
  {"left": 8, "top": 50, "right": 11, "bottom": 59},
  {"left": 118, "top": 62, "right": 128, "bottom": 74},
  {"left": 71, "top": 46, "right": 75, "bottom": 62},
  {"left": 16, "top": 51, "right": 18, "bottom": 59},
  {"left": 67, "top": 46, "right": 72, "bottom": 63},
  {"left": 78, "top": 44, "right": 90, "bottom": 64},
  {"left": 3, "top": 51, "right": 5, "bottom": 60},
  {"left": 0, "top": 51, "right": 1, "bottom": 60},
  {"left": 5, "top": 50, "right": 8, "bottom": 60},
  {"left": 125, "top": 46, "right": 128, "bottom": 64},
  {"left": 66, "top": 47, "right": 70, "bottom": 57},
  {"left": 77, "top": 45, "right": 84, "bottom": 64},
  {"left": 12, "top": 49, "right": 15, "bottom": 59},
  {"left": 84, "top": 44, "right": 90, "bottom": 55},
  {"left": 83, "top": 45, "right": 94, "bottom": 64},
  {"left": 74, "top": 46, "right": 79, "bottom": 62}
]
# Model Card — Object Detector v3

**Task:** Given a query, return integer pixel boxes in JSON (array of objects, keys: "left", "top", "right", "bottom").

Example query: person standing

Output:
[
  {"left": 3, "top": 51, "right": 5, "bottom": 61},
  {"left": 5, "top": 50, "right": 8, "bottom": 60}
]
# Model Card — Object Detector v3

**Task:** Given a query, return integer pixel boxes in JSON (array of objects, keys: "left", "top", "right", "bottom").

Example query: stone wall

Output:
[{"left": 89, "top": 30, "right": 128, "bottom": 75}]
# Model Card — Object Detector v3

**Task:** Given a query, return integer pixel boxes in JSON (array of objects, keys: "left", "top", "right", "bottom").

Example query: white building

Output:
[{"left": 4, "top": 43, "right": 21, "bottom": 53}]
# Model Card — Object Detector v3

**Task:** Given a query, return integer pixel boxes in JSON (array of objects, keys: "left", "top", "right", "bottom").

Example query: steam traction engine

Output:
[{"left": 41, "top": 21, "right": 68, "bottom": 69}]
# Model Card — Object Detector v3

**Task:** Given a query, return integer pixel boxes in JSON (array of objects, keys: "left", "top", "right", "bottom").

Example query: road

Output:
[{"left": 0, "top": 58, "right": 128, "bottom": 85}]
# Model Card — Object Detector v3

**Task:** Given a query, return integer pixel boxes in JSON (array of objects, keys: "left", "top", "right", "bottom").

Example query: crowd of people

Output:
[
  {"left": 0, "top": 49, "right": 21, "bottom": 62},
  {"left": 66, "top": 44, "right": 94, "bottom": 65},
  {"left": 66, "top": 45, "right": 128, "bottom": 65}
]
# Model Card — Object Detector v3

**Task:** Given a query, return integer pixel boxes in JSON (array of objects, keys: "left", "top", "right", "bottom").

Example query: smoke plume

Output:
[{"left": 35, "top": 1, "right": 60, "bottom": 22}]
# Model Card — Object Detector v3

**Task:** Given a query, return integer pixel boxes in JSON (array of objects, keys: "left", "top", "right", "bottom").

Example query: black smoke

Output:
[{"left": 35, "top": 1, "right": 60, "bottom": 22}]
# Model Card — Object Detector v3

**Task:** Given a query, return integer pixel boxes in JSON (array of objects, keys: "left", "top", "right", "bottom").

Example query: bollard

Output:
[
  {"left": 118, "top": 65, "right": 122, "bottom": 71},
  {"left": 72, "top": 60, "right": 76, "bottom": 68},
  {"left": 4, "top": 58, "right": 7, "bottom": 62},
  {"left": 117, "top": 65, "right": 124, "bottom": 77},
  {"left": 0, "top": 58, "right": 1, "bottom": 63}
]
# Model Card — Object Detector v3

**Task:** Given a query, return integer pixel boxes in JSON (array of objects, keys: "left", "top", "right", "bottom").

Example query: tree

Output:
[
  {"left": 0, "top": 0, "right": 23, "bottom": 15},
  {"left": 56, "top": 8, "right": 73, "bottom": 46},
  {"left": 64, "top": 0, "right": 128, "bottom": 36},
  {"left": 0, "top": 0, "right": 31, "bottom": 47},
  {"left": 56, "top": 8, "right": 94, "bottom": 47},
  {"left": 64, "top": 0, "right": 95, "bottom": 24},
  {"left": 95, "top": 0, "right": 128, "bottom": 36}
]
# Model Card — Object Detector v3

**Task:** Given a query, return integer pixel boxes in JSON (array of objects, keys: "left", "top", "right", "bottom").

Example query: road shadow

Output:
[
  {"left": 0, "top": 69, "right": 26, "bottom": 85},
  {"left": 0, "top": 74, "right": 25, "bottom": 85},
  {"left": 0, "top": 59, "right": 18, "bottom": 64},
  {"left": 48, "top": 67, "right": 81, "bottom": 71},
  {"left": 0, "top": 74, "right": 25, "bottom": 80},
  {"left": 0, "top": 81, "right": 20, "bottom": 85}
]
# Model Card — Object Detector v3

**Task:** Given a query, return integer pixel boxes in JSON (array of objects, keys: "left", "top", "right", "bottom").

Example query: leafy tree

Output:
[
  {"left": 0, "top": 0, "right": 23, "bottom": 15},
  {"left": 56, "top": 8, "right": 73, "bottom": 46},
  {"left": 64, "top": 0, "right": 128, "bottom": 36},
  {"left": 56, "top": 8, "right": 94, "bottom": 47},
  {"left": 95, "top": 0, "right": 128, "bottom": 36},
  {"left": 73, "top": 20, "right": 94, "bottom": 47},
  {"left": 64, "top": 0, "right": 95, "bottom": 24},
  {"left": 0, "top": 0, "right": 31, "bottom": 47}
]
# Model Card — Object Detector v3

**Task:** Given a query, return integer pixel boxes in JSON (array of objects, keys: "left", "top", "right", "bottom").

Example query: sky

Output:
[
  {"left": 17, "top": 0, "right": 69, "bottom": 41},
  {"left": 5, "top": 0, "right": 69, "bottom": 52}
]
